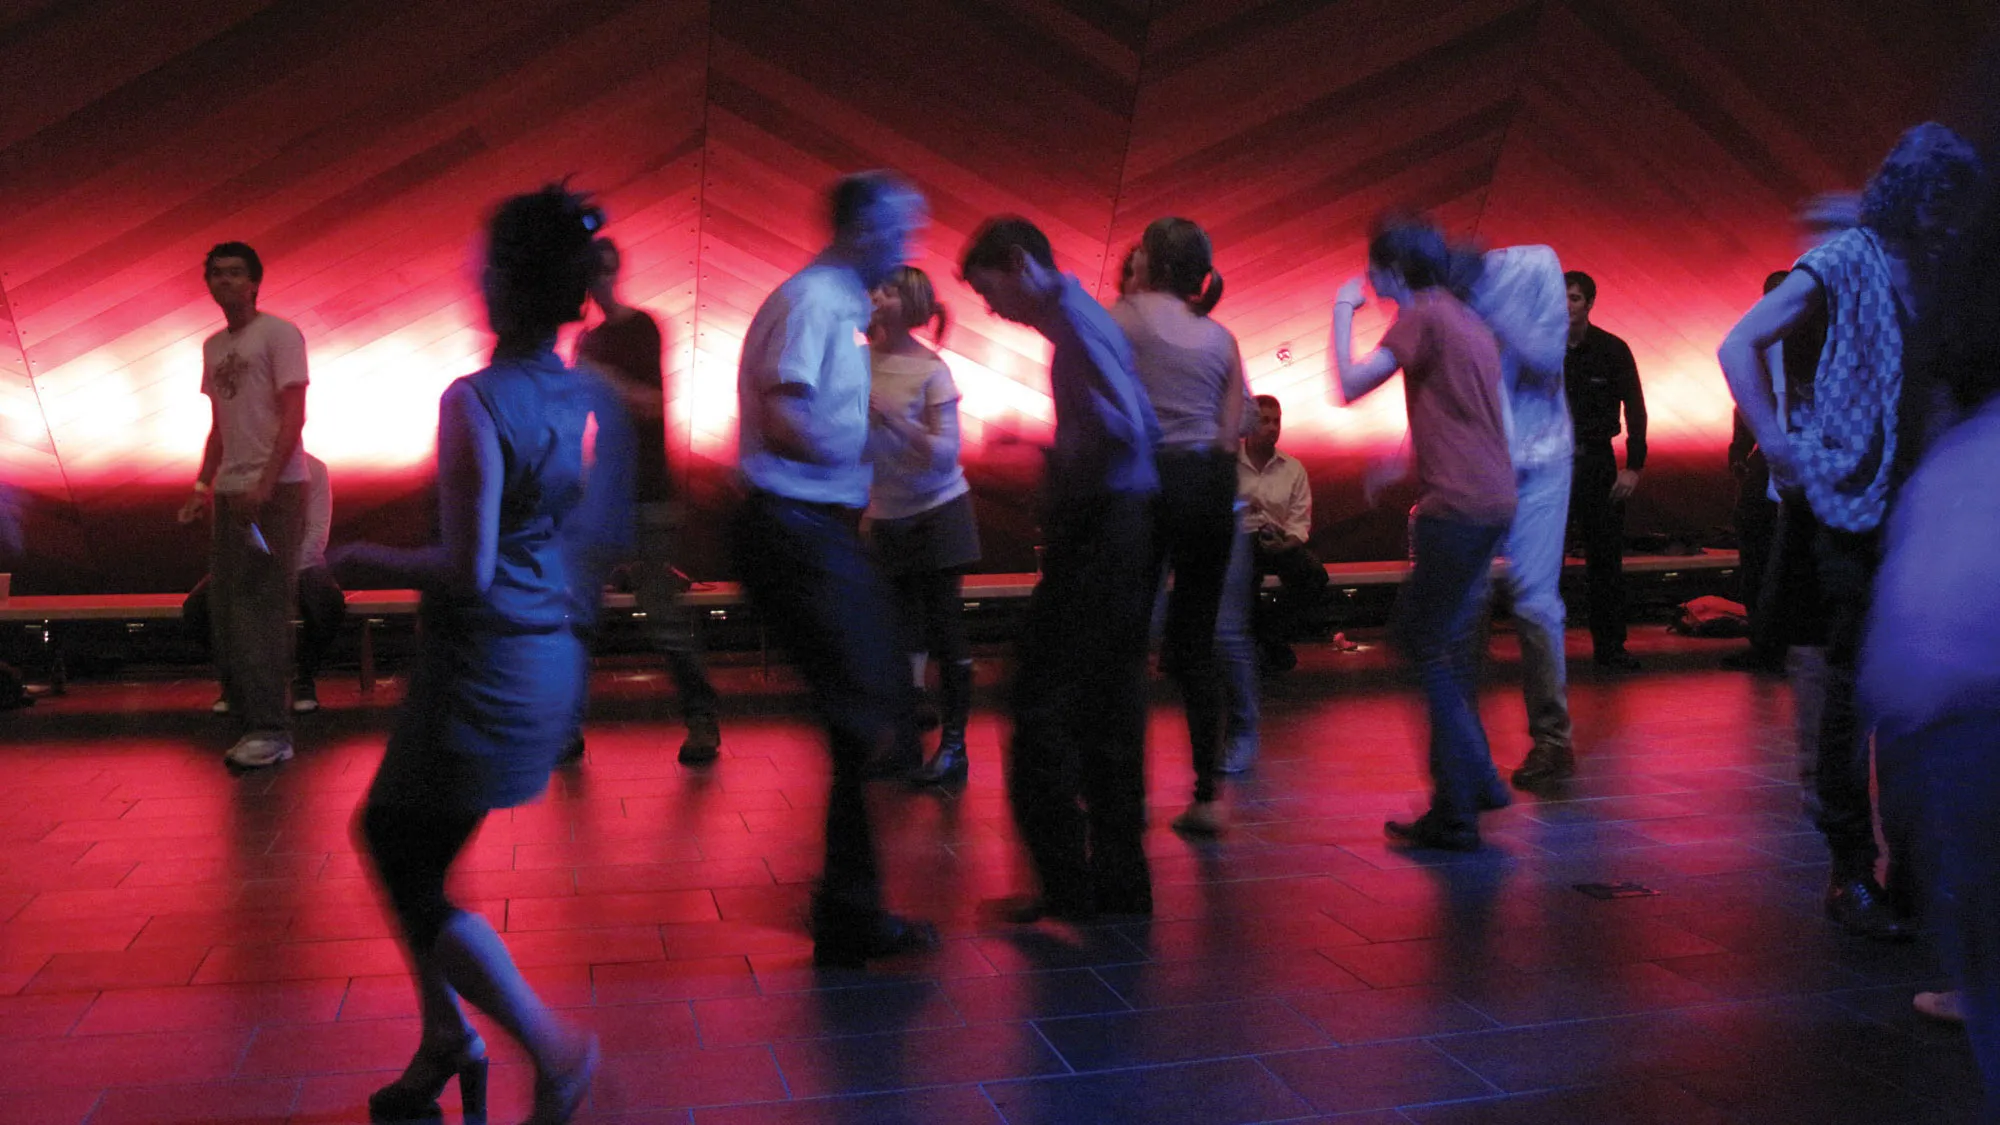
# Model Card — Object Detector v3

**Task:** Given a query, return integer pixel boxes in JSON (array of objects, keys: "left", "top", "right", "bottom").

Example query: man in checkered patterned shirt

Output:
[{"left": 1720, "top": 123, "right": 1983, "bottom": 943}]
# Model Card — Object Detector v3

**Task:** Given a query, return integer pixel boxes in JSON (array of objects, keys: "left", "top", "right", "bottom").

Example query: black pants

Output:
[
  {"left": 1010, "top": 491, "right": 1155, "bottom": 913},
  {"left": 1251, "top": 540, "right": 1329, "bottom": 646},
  {"left": 183, "top": 563, "right": 347, "bottom": 683},
  {"left": 1152, "top": 450, "right": 1238, "bottom": 803},
  {"left": 360, "top": 801, "right": 484, "bottom": 952},
  {"left": 1734, "top": 465, "right": 1781, "bottom": 661},
  {"left": 626, "top": 502, "right": 719, "bottom": 718},
  {"left": 729, "top": 491, "right": 899, "bottom": 921},
  {"left": 1570, "top": 442, "right": 1627, "bottom": 657},
  {"left": 890, "top": 569, "right": 970, "bottom": 667},
  {"left": 1773, "top": 502, "right": 1883, "bottom": 880}
]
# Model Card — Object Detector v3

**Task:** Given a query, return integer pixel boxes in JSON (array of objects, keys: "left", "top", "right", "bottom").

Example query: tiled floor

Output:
[{"left": 0, "top": 629, "right": 1982, "bottom": 1124}]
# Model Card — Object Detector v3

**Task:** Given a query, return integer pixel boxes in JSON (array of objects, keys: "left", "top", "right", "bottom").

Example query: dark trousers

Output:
[
  {"left": 1252, "top": 540, "right": 1330, "bottom": 646},
  {"left": 1880, "top": 714, "right": 2000, "bottom": 1120},
  {"left": 1009, "top": 491, "right": 1156, "bottom": 912},
  {"left": 1735, "top": 470, "right": 1782, "bottom": 660},
  {"left": 628, "top": 502, "right": 719, "bottom": 719},
  {"left": 359, "top": 801, "right": 484, "bottom": 952},
  {"left": 1570, "top": 442, "right": 1628, "bottom": 657},
  {"left": 183, "top": 565, "right": 347, "bottom": 683},
  {"left": 1152, "top": 450, "right": 1238, "bottom": 804},
  {"left": 211, "top": 485, "right": 307, "bottom": 734},
  {"left": 1398, "top": 516, "right": 1508, "bottom": 831},
  {"left": 729, "top": 491, "right": 899, "bottom": 920},
  {"left": 889, "top": 569, "right": 971, "bottom": 667},
  {"left": 1774, "top": 503, "right": 1884, "bottom": 881}
]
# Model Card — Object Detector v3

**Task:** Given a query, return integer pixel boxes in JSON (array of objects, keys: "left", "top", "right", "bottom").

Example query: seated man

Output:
[
  {"left": 184, "top": 453, "right": 345, "bottom": 713},
  {"left": 1237, "top": 395, "right": 1327, "bottom": 669}
]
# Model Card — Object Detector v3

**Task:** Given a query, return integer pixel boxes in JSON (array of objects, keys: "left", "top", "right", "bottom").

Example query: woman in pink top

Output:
[{"left": 1332, "top": 215, "right": 1517, "bottom": 852}]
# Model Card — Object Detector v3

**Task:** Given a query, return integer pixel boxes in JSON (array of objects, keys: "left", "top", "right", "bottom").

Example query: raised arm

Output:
[
  {"left": 1720, "top": 270, "right": 1825, "bottom": 492},
  {"left": 1332, "top": 279, "right": 1399, "bottom": 403}
]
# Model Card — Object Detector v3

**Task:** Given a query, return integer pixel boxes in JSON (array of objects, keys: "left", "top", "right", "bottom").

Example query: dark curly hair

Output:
[
  {"left": 484, "top": 184, "right": 600, "bottom": 352},
  {"left": 1860, "top": 122, "right": 1983, "bottom": 254}
]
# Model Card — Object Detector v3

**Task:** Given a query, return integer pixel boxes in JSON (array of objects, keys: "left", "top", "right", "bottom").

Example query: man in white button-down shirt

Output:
[{"left": 1238, "top": 395, "right": 1325, "bottom": 669}]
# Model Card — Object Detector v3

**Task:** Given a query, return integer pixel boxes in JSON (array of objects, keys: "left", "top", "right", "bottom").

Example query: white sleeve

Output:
[
  {"left": 298, "top": 457, "right": 332, "bottom": 571},
  {"left": 269, "top": 319, "right": 309, "bottom": 391}
]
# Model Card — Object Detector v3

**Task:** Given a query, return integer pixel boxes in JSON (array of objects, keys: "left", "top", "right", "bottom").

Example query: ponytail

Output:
[
  {"left": 1191, "top": 269, "right": 1224, "bottom": 316},
  {"left": 928, "top": 306, "right": 950, "bottom": 347}
]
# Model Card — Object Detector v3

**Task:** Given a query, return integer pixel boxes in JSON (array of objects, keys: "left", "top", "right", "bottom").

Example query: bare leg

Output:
[{"left": 430, "top": 911, "right": 582, "bottom": 1072}]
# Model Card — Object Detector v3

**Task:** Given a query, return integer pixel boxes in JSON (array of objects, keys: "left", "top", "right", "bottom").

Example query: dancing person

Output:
[
  {"left": 177, "top": 241, "right": 312, "bottom": 769},
  {"left": 1464, "top": 245, "right": 1578, "bottom": 790},
  {"left": 864, "top": 265, "right": 980, "bottom": 788},
  {"left": 1333, "top": 216, "right": 1516, "bottom": 851},
  {"left": 184, "top": 454, "right": 345, "bottom": 715},
  {"left": 1721, "top": 122, "right": 1983, "bottom": 941},
  {"left": 733, "top": 171, "right": 939, "bottom": 966},
  {"left": 1562, "top": 271, "right": 1648, "bottom": 671},
  {"left": 1111, "top": 218, "right": 1243, "bottom": 837},
  {"left": 572, "top": 237, "right": 723, "bottom": 765},
  {"left": 1860, "top": 110, "right": 1998, "bottom": 1114},
  {"left": 961, "top": 216, "right": 1161, "bottom": 919},
  {"left": 329, "top": 185, "right": 612, "bottom": 1125},
  {"left": 1238, "top": 396, "right": 1327, "bottom": 671},
  {"left": 1123, "top": 246, "right": 1261, "bottom": 776}
]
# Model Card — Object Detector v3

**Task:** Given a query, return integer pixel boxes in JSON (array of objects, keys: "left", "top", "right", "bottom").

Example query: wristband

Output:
[
  {"left": 1335, "top": 301, "right": 1357, "bottom": 311},
  {"left": 191, "top": 481, "right": 212, "bottom": 494}
]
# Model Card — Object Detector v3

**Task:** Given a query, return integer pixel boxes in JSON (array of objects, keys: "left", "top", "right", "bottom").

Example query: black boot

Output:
[{"left": 914, "top": 660, "right": 972, "bottom": 788}]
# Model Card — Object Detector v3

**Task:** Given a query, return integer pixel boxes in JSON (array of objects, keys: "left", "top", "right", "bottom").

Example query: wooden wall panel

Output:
[
  {"left": 1472, "top": 0, "right": 1990, "bottom": 540},
  {"left": 0, "top": 0, "right": 1989, "bottom": 588},
  {"left": 0, "top": 0, "right": 710, "bottom": 590},
  {"left": 694, "top": 0, "right": 1146, "bottom": 474}
]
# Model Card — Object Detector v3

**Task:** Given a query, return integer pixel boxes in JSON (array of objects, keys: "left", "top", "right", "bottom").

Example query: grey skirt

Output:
[{"left": 868, "top": 491, "right": 982, "bottom": 575}]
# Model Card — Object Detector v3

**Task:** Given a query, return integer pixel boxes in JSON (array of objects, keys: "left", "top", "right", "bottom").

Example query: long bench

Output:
[{"left": 0, "top": 550, "right": 1739, "bottom": 692}]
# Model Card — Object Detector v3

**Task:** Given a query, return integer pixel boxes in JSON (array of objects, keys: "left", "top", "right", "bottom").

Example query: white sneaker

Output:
[
  {"left": 225, "top": 735, "right": 294, "bottom": 769},
  {"left": 211, "top": 698, "right": 231, "bottom": 715}
]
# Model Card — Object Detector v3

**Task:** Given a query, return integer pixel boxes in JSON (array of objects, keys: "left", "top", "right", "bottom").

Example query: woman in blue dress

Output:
[{"left": 332, "top": 185, "right": 621, "bottom": 1125}]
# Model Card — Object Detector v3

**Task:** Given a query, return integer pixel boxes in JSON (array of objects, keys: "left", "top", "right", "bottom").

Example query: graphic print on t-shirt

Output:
[{"left": 211, "top": 350, "right": 247, "bottom": 400}]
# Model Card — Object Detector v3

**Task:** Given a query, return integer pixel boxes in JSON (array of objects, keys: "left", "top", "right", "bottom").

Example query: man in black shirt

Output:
[
  {"left": 1563, "top": 271, "right": 1647, "bottom": 670},
  {"left": 574, "top": 238, "right": 722, "bottom": 765}
]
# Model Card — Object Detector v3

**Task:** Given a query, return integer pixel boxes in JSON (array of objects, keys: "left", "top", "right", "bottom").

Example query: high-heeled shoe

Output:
[
  {"left": 368, "top": 1035, "right": 489, "bottom": 1125},
  {"left": 525, "top": 1033, "right": 599, "bottom": 1125}
]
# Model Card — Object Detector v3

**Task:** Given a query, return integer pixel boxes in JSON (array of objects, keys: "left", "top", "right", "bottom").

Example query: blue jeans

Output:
[
  {"left": 1498, "top": 457, "right": 1573, "bottom": 753},
  {"left": 1397, "top": 516, "right": 1508, "bottom": 830}
]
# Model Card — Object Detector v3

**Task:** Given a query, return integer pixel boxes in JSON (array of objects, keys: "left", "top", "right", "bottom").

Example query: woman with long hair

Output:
[
  {"left": 1112, "top": 217, "right": 1246, "bottom": 836},
  {"left": 330, "top": 185, "right": 614, "bottom": 1125},
  {"left": 866, "top": 265, "right": 981, "bottom": 787}
]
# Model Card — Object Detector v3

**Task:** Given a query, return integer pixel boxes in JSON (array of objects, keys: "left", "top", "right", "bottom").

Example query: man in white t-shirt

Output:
[
  {"left": 176, "top": 241, "right": 312, "bottom": 769},
  {"left": 184, "top": 454, "right": 345, "bottom": 716}
]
